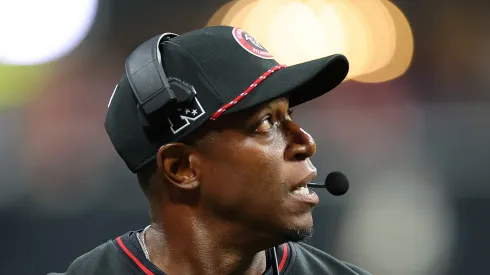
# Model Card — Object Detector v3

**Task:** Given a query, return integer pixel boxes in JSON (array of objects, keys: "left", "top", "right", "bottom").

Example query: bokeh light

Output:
[
  {"left": 353, "top": 0, "right": 414, "bottom": 83},
  {"left": 0, "top": 64, "right": 47, "bottom": 108},
  {"left": 207, "top": 0, "right": 238, "bottom": 26},
  {"left": 341, "top": 0, "right": 396, "bottom": 77},
  {"left": 208, "top": 0, "right": 414, "bottom": 83},
  {"left": 0, "top": 0, "right": 99, "bottom": 65}
]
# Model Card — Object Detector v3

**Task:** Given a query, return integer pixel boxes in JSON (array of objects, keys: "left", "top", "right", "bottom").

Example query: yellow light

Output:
[
  {"left": 228, "top": 0, "right": 259, "bottom": 28},
  {"left": 350, "top": 0, "right": 396, "bottom": 75},
  {"left": 240, "top": 0, "right": 287, "bottom": 49},
  {"left": 267, "top": 2, "right": 327, "bottom": 65},
  {"left": 319, "top": 0, "right": 371, "bottom": 79},
  {"left": 239, "top": 0, "right": 347, "bottom": 66},
  {"left": 207, "top": 0, "right": 413, "bottom": 83},
  {"left": 303, "top": 0, "right": 346, "bottom": 58},
  {"left": 221, "top": 0, "right": 257, "bottom": 27},
  {"left": 207, "top": 1, "right": 237, "bottom": 26},
  {"left": 353, "top": 0, "right": 414, "bottom": 83},
  {"left": 0, "top": 64, "right": 48, "bottom": 108},
  {"left": 314, "top": 1, "right": 348, "bottom": 61}
]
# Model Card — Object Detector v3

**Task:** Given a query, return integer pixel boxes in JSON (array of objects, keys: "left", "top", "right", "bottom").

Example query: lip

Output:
[
  {"left": 290, "top": 171, "right": 318, "bottom": 191},
  {"left": 289, "top": 171, "right": 320, "bottom": 205},
  {"left": 289, "top": 189, "right": 320, "bottom": 205}
]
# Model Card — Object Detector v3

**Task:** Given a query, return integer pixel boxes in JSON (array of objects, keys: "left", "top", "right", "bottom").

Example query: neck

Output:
[{"left": 145, "top": 209, "right": 270, "bottom": 275}]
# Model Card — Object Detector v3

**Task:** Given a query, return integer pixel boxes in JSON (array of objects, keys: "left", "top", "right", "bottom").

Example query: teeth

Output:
[{"left": 292, "top": 186, "right": 310, "bottom": 196}]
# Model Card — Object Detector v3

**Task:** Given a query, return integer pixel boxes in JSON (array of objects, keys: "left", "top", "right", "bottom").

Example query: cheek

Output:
[
  {"left": 230, "top": 136, "right": 286, "bottom": 191},
  {"left": 199, "top": 136, "right": 287, "bottom": 214}
]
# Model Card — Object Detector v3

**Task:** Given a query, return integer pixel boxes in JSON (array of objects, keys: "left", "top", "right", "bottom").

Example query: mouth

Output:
[
  {"left": 289, "top": 172, "right": 319, "bottom": 204},
  {"left": 290, "top": 171, "right": 317, "bottom": 192},
  {"left": 290, "top": 184, "right": 311, "bottom": 196}
]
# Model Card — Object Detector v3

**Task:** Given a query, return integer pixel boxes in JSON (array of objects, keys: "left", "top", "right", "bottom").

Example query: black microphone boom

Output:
[{"left": 307, "top": 171, "right": 350, "bottom": 196}]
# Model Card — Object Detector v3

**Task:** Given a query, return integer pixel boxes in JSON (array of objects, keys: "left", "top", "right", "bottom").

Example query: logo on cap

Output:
[
  {"left": 232, "top": 28, "right": 274, "bottom": 59},
  {"left": 166, "top": 78, "right": 206, "bottom": 134}
]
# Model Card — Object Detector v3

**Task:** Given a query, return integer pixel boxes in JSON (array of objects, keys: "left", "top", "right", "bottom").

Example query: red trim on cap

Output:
[
  {"left": 116, "top": 237, "right": 155, "bottom": 275},
  {"left": 210, "top": 65, "right": 287, "bottom": 120},
  {"left": 278, "top": 243, "right": 288, "bottom": 272}
]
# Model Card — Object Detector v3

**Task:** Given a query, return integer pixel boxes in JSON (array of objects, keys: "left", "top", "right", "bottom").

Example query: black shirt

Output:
[{"left": 48, "top": 231, "right": 371, "bottom": 275}]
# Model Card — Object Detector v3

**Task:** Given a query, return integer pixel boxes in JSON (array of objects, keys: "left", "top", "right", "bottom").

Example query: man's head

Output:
[
  {"left": 137, "top": 96, "right": 318, "bottom": 242},
  {"left": 105, "top": 26, "right": 349, "bottom": 245}
]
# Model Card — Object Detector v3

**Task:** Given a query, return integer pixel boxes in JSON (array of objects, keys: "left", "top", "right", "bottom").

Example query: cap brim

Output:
[{"left": 228, "top": 54, "right": 349, "bottom": 113}]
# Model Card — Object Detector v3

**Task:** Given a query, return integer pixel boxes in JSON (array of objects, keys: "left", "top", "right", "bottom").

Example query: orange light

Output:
[
  {"left": 353, "top": 0, "right": 414, "bottom": 83},
  {"left": 207, "top": 1, "right": 237, "bottom": 26},
  {"left": 206, "top": 0, "right": 414, "bottom": 83}
]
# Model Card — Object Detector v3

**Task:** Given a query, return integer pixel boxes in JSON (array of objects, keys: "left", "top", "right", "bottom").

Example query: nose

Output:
[{"left": 284, "top": 121, "right": 317, "bottom": 161}]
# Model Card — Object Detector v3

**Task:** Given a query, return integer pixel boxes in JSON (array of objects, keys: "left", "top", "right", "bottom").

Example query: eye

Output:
[{"left": 255, "top": 115, "right": 274, "bottom": 133}]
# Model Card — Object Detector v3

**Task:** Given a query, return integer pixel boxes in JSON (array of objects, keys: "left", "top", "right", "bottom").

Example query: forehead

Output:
[
  {"left": 216, "top": 97, "right": 289, "bottom": 124},
  {"left": 185, "top": 97, "right": 290, "bottom": 145}
]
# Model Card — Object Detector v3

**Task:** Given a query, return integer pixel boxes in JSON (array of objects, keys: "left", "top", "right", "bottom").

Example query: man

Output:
[{"left": 49, "top": 26, "right": 370, "bottom": 275}]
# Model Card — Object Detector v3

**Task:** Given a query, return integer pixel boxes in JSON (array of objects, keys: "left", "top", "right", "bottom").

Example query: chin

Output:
[
  {"left": 283, "top": 226, "right": 314, "bottom": 242},
  {"left": 281, "top": 213, "right": 314, "bottom": 242}
]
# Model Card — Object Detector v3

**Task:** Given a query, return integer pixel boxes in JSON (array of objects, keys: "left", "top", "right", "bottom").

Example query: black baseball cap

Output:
[{"left": 105, "top": 25, "right": 349, "bottom": 173}]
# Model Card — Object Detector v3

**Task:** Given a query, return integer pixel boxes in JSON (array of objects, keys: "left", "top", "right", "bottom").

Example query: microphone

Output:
[{"left": 307, "top": 171, "right": 349, "bottom": 196}]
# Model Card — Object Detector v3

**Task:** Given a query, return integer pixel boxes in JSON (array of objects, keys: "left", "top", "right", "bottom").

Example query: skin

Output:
[{"left": 143, "top": 97, "right": 318, "bottom": 275}]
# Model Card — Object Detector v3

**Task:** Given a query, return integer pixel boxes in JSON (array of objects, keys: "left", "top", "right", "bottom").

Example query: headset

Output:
[{"left": 124, "top": 32, "right": 196, "bottom": 130}]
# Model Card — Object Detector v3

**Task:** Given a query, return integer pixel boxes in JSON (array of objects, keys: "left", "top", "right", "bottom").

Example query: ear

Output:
[{"left": 156, "top": 143, "right": 201, "bottom": 190}]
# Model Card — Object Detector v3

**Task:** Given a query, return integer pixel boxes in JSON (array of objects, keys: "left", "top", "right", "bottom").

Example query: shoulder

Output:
[
  {"left": 47, "top": 239, "right": 129, "bottom": 275},
  {"left": 286, "top": 242, "right": 371, "bottom": 275}
]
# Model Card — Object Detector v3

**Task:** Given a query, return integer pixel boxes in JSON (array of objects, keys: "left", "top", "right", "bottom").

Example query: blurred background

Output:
[{"left": 0, "top": 0, "right": 489, "bottom": 274}]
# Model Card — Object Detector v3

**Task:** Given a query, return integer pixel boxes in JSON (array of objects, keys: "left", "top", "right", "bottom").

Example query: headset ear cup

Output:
[{"left": 125, "top": 32, "right": 182, "bottom": 131}]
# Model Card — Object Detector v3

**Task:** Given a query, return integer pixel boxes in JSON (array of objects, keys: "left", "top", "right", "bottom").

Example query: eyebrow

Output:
[
  {"left": 263, "top": 103, "right": 275, "bottom": 112},
  {"left": 251, "top": 98, "right": 289, "bottom": 117}
]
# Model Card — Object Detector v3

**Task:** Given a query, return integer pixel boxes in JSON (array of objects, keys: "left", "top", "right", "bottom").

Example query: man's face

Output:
[{"left": 195, "top": 97, "right": 319, "bottom": 243}]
